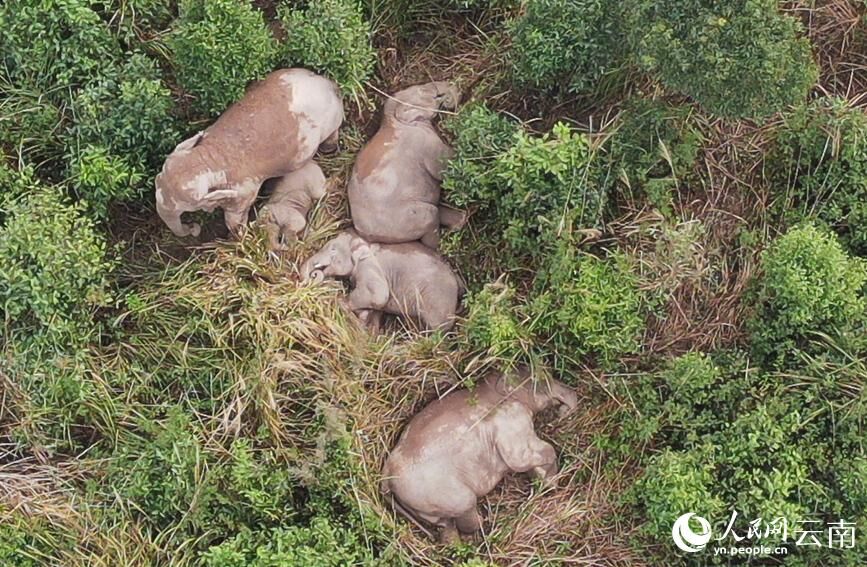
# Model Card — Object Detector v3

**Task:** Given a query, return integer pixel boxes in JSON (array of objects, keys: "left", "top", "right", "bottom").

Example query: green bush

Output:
[
  {"left": 279, "top": 0, "right": 375, "bottom": 96},
  {"left": 0, "top": 174, "right": 114, "bottom": 335},
  {"left": 531, "top": 248, "right": 644, "bottom": 368},
  {"left": 442, "top": 103, "right": 520, "bottom": 207},
  {"left": 68, "top": 53, "right": 177, "bottom": 170},
  {"left": 200, "top": 518, "right": 374, "bottom": 566},
  {"left": 108, "top": 411, "right": 298, "bottom": 538},
  {"left": 169, "top": 0, "right": 277, "bottom": 115},
  {"left": 629, "top": 0, "right": 817, "bottom": 119},
  {"left": 97, "top": 0, "right": 174, "bottom": 44},
  {"left": 508, "top": 0, "right": 624, "bottom": 94},
  {"left": 463, "top": 281, "right": 532, "bottom": 361},
  {"left": 605, "top": 98, "right": 702, "bottom": 213},
  {"left": 620, "top": 353, "right": 825, "bottom": 555},
  {"left": 0, "top": 80, "right": 66, "bottom": 165},
  {"left": 443, "top": 105, "right": 605, "bottom": 265},
  {"left": 748, "top": 223, "right": 866, "bottom": 364},
  {"left": 772, "top": 98, "right": 867, "bottom": 254},
  {"left": 66, "top": 145, "right": 144, "bottom": 221},
  {"left": 0, "top": 0, "right": 119, "bottom": 93}
]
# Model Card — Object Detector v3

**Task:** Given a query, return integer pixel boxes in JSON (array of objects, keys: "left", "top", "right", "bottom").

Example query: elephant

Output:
[
  {"left": 259, "top": 161, "right": 327, "bottom": 250},
  {"left": 381, "top": 368, "right": 577, "bottom": 542},
  {"left": 301, "top": 229, "right": 461, "bottom": 331},
  {"left": 347, "top": 81, "right": 466, "bottom": 250},
  {"left": 155, "top": 68, "right": 343, "bottom": 237}
]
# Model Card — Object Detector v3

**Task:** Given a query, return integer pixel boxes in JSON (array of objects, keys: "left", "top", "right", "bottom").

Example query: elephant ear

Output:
[
  {"left": 173, "top": 131, "right": 204, "bottom": 154},
  {"left": 394, "top": 102, "right": 431, "bottom": 125}
]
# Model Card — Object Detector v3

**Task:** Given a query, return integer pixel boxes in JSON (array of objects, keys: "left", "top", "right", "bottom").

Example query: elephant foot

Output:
[{"left": 438, "top": 522, "right": 460, "bottom": 544}]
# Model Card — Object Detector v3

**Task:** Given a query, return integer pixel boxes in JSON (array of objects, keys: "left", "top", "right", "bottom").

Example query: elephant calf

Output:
[
  {"left": 381, "top": 368, "right": 577, "bottom": 542},
  {"left": 301, "top": 230, "right": 460, "bottom": 331},
  {"left": 348, "top": 81, "right": 466, "bottom": 249},
  {"left": 259, "top": 161, "right": 327, "bottom": 249},
  {"left": 155, "top": 68, "right": 343, "bottom": 237}
]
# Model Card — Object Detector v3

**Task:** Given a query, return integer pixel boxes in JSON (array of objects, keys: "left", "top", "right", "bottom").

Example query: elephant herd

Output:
[{"left": 154, "top": 68, "right": 577, "bottom": 542}]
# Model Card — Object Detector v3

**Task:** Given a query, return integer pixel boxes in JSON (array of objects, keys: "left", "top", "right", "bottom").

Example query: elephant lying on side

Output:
[
  {"left": 301, "top": 230, "right": 461, "bottom": 331},
  {"left": 155, "top": 68, "right": 343, "bottom": 237},
  {"left": 381, "top": 368, "right": 577, "bottom": 542},
  {"left": 348, "top": 81, "right": 466, "bottom": 249},
  {"left": 259, "top": 161, "right": 327, "bottom": 250}
]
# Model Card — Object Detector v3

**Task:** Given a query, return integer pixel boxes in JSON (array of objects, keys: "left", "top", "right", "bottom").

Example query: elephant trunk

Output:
[{"left": 300, "top": 258, "right": 325, "bottom": 284}]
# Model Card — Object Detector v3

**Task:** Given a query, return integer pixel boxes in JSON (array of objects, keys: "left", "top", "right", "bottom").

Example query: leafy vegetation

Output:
[
  {"left": 629, "top": 0, "right": 818, "bottom": 119},
  {"left": 169, "top": 0, "right": 277, "bottom": 115},
  {"left": 773, "top": 97, "right": 867, "bottom": 254},
  {"left": 2, "top": 0, "right": 866, "bottom": 565},
  {"left": 748, "top": 223, "right": 866, "bottom": 364},
  {"left": 279, "top": 0, "right": 376, "bottom": 97}
]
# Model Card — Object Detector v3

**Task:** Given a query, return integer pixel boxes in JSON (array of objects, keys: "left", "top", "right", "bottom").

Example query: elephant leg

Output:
[
  {"left": 224, "top": 207, "right": 250, "bottom": 236},
  {"left": 495, "top": 415, "right": 559, "bottom": 482},
  {"left": 264, "top": 220, "right": 286, "bottom": 251},
  {"left": 438, "top": 205, "right": 467, "bottom": 230},
  {"left": 281, "top": 208, "right": 308, "bottom": 238},
  {"left": 361, "top": 310, "right": 384, "bottom": 335},
  {"left": 455, "top": 507, "right": 481, "bottom": 535},
  {"left": 439, "top": 519, "right": 460, "bottom": 544},
  {"left": 420, "top": 229, "right": 440, "bottom": 249}
]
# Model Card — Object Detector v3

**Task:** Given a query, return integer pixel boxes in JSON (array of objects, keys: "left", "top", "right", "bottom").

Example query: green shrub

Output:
[
  {"left": 508, "top": 0, "right": 624, "bottom": 94},
  {"left": 0, "top": 0, "right": 119, "bottom": 93},
  {"left": 463, "top": 281, "right": 532, "bottom": 361},
  {"left": 200, "top": 517, "right": 374, "bottom": 566},
  {"left": 68, "top": 53, "right": 177, "bottom": 170},
  {"left": 772, "top": 98, "right": 867, "bottom": 254},
  {"left": 443, "top": 105, "right": 605, "bottom": 265},
  {"left": 531, "top": 248, "right": 644, "bottom": 369},
  {"left": 0, "top": 80, "right": 66, "bottom": 165},
  {"left": 748, "top": 223, "right": 866, "bottom": 364},
  {"left": 108, "top": 411, "right": 298, "bottom": 538},
  {"left": 66, "top": 145, "right": 144, "bottom": 221},
  {"left": 629, "top": 0, "right": 817, "bottom": 119},
  {"left": 169, "top": 0, "right": 277, "bottom": 115},
  {"left": 0, "top": 175, "right": 114, "bottom": 335},
  {"left": 620, "top": 352, "right": 825, "bottom": 555},
  {"left": 605, "top": 98, "right": 702, "bottom": 213},
  {"left": 442, "top": 103, "right": 520, "bottom": 207},
  {"left": 634, "top": 449, "right": 725, "bottom": 538},
  {"left": 279, "top": 0, "right": 375, "bottom": 97},
  {"left": 97, "top": 0, "right": 174, "bottom": 43}
]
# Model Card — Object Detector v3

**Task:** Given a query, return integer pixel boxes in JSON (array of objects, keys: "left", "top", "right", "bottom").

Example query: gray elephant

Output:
[
  {"left": 301, "top": 230, "right": 461, "bottom": 331},
  {"left": 155, "top": 68, "right": 343, "bottom": 237},
  {"left": 259, "top": 161, "right": 327, "bottom": 250},
  {"left": 348, "top": 82, "right": 466, "bottom": 249},
  {"left": 381, "top": 368, "right": 577, "bottom": 542}
]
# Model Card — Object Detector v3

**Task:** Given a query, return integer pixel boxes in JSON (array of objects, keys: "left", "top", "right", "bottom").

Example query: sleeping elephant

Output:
[
  {"left": 381, "top": 368, "right": 577, "bottom": 542},
  {"left": 155, "top": 68, "right": 343, "bottom": 237},
  {"left": 259, "top": 161, "right": 327, "bottom": 250},
  {"left": 300, "top": 229, "right": 461, "bottom": 331},
  {"left": 348, "top": 81, "right": 466, "bottom": 249}
]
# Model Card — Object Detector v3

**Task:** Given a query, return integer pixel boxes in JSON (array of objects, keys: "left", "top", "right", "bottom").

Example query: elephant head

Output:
[
  {"left": 384, "top": 81, "right": 461, "bottom": 125},
  {"left": 487, "top": 368, "right": 578, "bottom": 417},
  {"left": 301, "top": 230, "right": 368, "bottom": 283}
]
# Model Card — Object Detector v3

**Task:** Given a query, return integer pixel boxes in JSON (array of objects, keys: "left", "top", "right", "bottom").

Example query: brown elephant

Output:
[
  {"left": 155, "top": 68, "right": 343, "bottom": 237},
  {"left": 301, "top": 229, "right": 461, "bottom": 331},
  {"left": 259, "top": 161, "right": 327, "bottom": 250},
  {"left": 381, "top": 368, "right": 577, "bottom": 542},
  {"left": 347, "top": 81, "right": 466, "bottom": 249}
]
